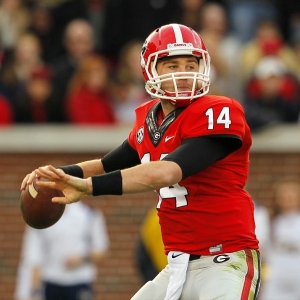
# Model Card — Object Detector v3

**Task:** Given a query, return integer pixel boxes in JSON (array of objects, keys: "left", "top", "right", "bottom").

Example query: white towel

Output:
[{"left": 164, "top": 251, "right": 190, "bottom": 300}]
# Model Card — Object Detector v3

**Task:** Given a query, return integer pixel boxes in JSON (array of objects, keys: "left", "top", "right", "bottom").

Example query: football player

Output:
[{"left": 22, "top": 23, "right": 261, "bottom": 300}]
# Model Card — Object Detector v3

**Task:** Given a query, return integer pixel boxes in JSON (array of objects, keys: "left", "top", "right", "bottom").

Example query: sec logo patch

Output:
[
  {"left": 213, "top": 254, "right": 230, "bottom": 264},
  {"left": 136, "top": 126, "right": 144, "bottom": 144}
]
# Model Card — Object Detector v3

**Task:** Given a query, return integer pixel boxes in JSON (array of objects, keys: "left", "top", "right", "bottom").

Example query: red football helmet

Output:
[{"left": 140, "top": 23, "right": 211, "bottom": 107}]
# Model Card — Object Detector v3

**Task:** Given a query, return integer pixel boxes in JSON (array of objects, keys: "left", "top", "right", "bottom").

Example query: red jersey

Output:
[{"left": 128, "top": 95, "right": 259, "bottom": 255}]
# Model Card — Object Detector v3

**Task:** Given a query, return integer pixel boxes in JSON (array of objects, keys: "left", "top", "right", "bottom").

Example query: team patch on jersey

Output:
[
  {"left": 213, "top": 254, "right": 231, "bottom": 264},
  {"left": 136, "top": 126, "right": 144, "bottom": 144}
]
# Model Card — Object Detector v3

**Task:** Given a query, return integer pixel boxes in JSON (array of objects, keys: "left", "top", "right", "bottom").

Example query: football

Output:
[{"left": 20, "top": 177, "right": 65, "bottom": 229}]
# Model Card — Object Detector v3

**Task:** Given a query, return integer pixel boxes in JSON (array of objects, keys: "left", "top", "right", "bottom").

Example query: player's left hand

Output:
[{"left": 35, "top": 165, "right": 92, "bottom": 204}]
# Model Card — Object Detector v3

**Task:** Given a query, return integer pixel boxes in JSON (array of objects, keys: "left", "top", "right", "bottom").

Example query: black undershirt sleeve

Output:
[
  {"left": 101, "top": 139, "right": 141, "bottom": 173},
  {"left": 162, "top": 135, "right": 242, "bottom": 180}
]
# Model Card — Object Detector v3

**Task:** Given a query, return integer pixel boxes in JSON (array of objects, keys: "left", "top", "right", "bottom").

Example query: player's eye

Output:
[
  {"left": 168, "top": 64, "right": 178, "bottom": 69},
  {"left": 187, "top": 63, "right": 198, "bottom": 70}
]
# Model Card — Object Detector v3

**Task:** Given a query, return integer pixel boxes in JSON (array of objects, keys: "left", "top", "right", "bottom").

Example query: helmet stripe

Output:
[{"left": 172, "top": 24, "right": 183, "bottom": 43}]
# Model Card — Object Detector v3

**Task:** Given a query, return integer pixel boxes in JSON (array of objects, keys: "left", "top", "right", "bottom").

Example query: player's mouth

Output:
[{"left": 177, "top": 86, "right": 192, "bottom": 91}]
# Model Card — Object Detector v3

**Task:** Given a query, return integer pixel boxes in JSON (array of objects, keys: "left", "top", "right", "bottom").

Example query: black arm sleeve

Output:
[
  {"left": 162, "top": 135, "right": 242, "bottom": 179},
  {"left": 101, "top": 139, "right": 141, "bottom": 173}
]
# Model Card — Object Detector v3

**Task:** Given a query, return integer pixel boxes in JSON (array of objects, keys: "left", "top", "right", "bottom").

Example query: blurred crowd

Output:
[{"left": 0, "top": 0, "right": 300, "bottom": 130}]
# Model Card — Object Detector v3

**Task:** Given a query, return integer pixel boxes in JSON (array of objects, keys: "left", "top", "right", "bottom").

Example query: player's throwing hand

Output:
[{"left": 34, "top": 165, "right": 92, "bottom": 204}]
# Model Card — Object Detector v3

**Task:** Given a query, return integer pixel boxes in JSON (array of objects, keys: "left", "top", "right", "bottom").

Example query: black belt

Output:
[{"left": 189, "top": 254, "right": 201, "bottom": 261}]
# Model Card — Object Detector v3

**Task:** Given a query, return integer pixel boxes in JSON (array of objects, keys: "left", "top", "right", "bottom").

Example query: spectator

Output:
[
  {"left": 13, "top": 65, "right": 60, "bottom": 123},
  {"left": 224, "top": 0, "right": 278, "bottom": 44},
  {"left": 15, "top": 201, "right": 109, "bottom": 300},
  {"left": 83, "top": 0, "right": 106, "bottom": 51},
  {"left": 27, "top": 3, "right": 64, "bottom": 64},
  {"left": 0, "top": 93, "right": 13, "bottom": 125},
  {"left": 50, "top": 19, "right": 97, "bottom": 122},
  {"left": 198, "top": 2, "right": 243, "bottom": 102},
  {"left": 0, "top": 0, "right": 31, "bottom": 63},
  {"left": 239, "top": 19, "right": 298, "bottom": 83},
  {"left": 51, "top": 0, "right": 88, "bottom": 28},
  {"left": 110, "top": 40, "right": 148, "bottom": 125},
  {"left": 66, "top": 54, "right": 116, "bottom": 125},
  {"left": 244, "top": 55, "right": 300, "bottom": 131},
  {"left": 0, "top": 32, "right": 47, "bottom": 105},
  {"left": 254, "top": 201, "right": 271, "bottom": 261},
  {"left": 260, "top": 180, "right": 300, "bottom": 300},
  {"left": 176, "top": 0, "right": 205, "bottom": 31}
]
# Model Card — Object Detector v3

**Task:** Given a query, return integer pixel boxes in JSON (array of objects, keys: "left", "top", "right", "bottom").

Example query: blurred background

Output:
[{"left": 1, "top": 0, "right": 300, "bottom": 299}]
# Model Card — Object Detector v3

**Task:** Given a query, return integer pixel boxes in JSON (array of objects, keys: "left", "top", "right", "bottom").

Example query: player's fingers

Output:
[
  {"left": 52, "top": 196, "right": 74, "bottom": 204},
  {"left": 51, "top": 196, "right": 65, "bottom": 204},
  {"left": 36, "top": 166, "right": 60, "bottom": 180},
  {"left": 48, "top": 165, "right": 66, "bottom": 178},
  {"left": 22, "top": 171, "right": 39, "bottom": 190},
  {"left": 35, "top": 180, "right": 58, "bottom": 189},
  {"left": 21, "top": 175, "right": 30, "bottom": 190}
]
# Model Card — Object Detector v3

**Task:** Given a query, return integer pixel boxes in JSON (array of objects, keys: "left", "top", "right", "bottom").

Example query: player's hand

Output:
[
  {"left": 34, "top": 165, "right": 93, "bottom": 204},
  {"left": 20, "top": 165, "right": 54, "bottom": 190},
  {"left": 20, "top": 169, "right": 42, "bottom": 191}
]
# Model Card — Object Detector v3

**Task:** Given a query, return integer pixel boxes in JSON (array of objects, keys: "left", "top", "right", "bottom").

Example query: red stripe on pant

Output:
[{"left": 241, "top": 249, "right": 255, "bottom": 300}]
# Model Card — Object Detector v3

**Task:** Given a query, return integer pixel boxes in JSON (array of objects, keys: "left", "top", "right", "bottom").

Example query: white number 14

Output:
[{"left": 205, "top": 107, "right": 231, "bottom": 130}]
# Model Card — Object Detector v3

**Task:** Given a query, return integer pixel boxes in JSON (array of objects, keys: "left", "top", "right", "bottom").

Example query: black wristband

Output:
[
  {"left": 57, "top": 164, "right": 84, "bottom": 178},
  {"left": 91, "top": 170, "right": 122, "bottom": 196}
]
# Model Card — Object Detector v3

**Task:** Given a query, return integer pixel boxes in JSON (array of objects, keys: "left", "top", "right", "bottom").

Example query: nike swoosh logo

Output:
[
  {"left": 165, "top": 136, "right": 175, "bottom": 142},
  {"left": 171, "top": 253, "right": 183, "bottom": 258}
]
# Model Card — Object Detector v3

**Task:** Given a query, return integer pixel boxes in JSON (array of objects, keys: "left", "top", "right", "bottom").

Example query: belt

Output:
[{"left": 189, "top": 254, "right": 201, "bottom": 261}]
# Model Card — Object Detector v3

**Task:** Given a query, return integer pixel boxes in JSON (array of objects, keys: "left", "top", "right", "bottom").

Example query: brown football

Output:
[{"left": 20, "top": 177, "right": 65, "bottom": 229}]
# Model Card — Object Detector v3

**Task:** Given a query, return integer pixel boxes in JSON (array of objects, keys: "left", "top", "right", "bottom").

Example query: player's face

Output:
[{"left": 156, "top": 55, "right": 199, "bottom": 93}]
